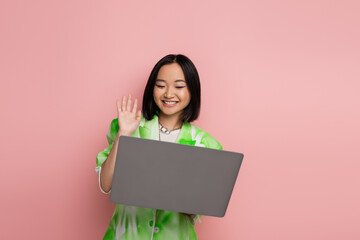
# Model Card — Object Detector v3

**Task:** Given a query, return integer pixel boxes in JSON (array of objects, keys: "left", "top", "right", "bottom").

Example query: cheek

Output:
[
  {"left": 183, "top": 90, "right": 191, "bottom": 103},
  {"left": 153, "top": 89, "right": 161, "bottom": 101}
]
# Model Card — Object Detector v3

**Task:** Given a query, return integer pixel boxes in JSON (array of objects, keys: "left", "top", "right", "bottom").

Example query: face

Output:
[{"left": 153, "top": 63, "right": 191, "bottom": 119}]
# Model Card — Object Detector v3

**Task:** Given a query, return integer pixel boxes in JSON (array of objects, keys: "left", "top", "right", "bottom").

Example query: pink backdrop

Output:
[{"left": 1, "top": 0, "right": 359, "bottom": 239}]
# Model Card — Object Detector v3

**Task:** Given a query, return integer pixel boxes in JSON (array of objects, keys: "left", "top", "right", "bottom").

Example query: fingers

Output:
[
  {"left": 127, "top": 93, "right": 132, "bottom": 111},
  {"left": 121, "top": 95, "right": 126, "bottom": 112},
  {"left": 132, "top": 98, "right": 137, "bottom": 113},
  {"left": 118, "top": 94, "right": 139, "bottom": 114},
  {"left": 136, "top": 109, "right": 141, "bottom": 121},
  {"left": 116, "top": 99, "right": 121, "bottom": 114}
]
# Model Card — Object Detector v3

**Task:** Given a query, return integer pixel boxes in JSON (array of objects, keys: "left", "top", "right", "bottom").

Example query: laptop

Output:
[{"left": 110, "top": 136, "right": 244, "bottom": 217}]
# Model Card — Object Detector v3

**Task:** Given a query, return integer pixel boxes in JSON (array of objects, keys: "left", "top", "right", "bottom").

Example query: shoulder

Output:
[{"left": 189, "top": 124, "right": 223, "bottom": 150}]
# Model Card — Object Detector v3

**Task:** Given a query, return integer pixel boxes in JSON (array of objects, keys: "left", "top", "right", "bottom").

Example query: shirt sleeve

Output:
[
  {"left": 193, "top": 214, "right": 202, "bottom": 226},
  {"left": 95, "top": 166, "right": 111, "bottom": 194},
  {"left": 201, "top": 132, "right": 223, "bottom": 150},
  {"left": 95, "top": 118, "right": 118, "bottom": 194},
  {"left": 194, "top": 131, "right": 222, "bottom": 224}
]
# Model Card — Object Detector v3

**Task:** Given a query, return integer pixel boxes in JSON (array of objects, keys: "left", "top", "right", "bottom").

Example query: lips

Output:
[
  {"left": 162, "top": 100, "right": 178, "bottom": 104},
  {"left": 162, "top": 100, "right": 178, "bottom": 107}
]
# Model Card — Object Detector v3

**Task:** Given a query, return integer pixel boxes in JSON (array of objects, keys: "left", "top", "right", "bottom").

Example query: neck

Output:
[{"left": 158, "top": 112, "right": 183, "bottom": 130}]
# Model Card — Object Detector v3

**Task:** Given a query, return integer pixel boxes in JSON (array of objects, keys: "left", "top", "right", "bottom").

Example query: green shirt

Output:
[{"left": 96, "top": 114, "right": 223, "bottom": 240}]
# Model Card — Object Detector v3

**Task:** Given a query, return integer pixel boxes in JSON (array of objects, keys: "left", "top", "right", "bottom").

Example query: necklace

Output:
[{"left": 158, "top": 121, "right": 181, "bottom": 135}]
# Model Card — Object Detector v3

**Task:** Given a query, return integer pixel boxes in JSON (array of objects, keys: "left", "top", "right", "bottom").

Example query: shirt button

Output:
[{"left": 154, "top": 227, "right": 159, "bottom": 233}]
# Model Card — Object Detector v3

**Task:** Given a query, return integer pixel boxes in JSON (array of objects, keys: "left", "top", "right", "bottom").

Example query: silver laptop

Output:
[{"left": 110, "top": 136, "right": 244, "bottom": 217}]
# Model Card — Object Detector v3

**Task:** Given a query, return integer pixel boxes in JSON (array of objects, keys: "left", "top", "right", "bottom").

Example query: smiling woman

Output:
[
  {"left": 153, "top": 63, "right": 192, "bottom": 130},
  {"left": 96, "top": 54, "right": 222, "bottom": 240}
]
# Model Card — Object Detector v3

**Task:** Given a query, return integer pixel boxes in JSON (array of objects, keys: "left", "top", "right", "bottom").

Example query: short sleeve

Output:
[
  {"left": 95, "top": 118, "right": 119, "bottom": 194},
  {"left": 195, "top": 131, "right": 222, "bottom": 223},
  {"left": 96, "top": 118, "right": 119, "bottom": 168},
  {"left": 193, "top": 214, "right": 202, "bottom": 226},
  {"left": 95, "top": 116, "right": 142, "bottom": 168},
  {"left": 201, "top": 132, "right": 223, "bottom": 150}
]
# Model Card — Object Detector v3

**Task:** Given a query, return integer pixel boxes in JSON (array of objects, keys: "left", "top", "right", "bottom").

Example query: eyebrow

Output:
[{"left": 156, "top": 79, "right": 186, "bottom": 83}]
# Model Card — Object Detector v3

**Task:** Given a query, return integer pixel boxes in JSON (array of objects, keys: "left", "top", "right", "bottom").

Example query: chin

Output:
[
  {"left": 160, "top": 108, "right": 181, "bottom": 117},
  {"left": 161, "top": 111, "right": 178, "bottom": 116}
]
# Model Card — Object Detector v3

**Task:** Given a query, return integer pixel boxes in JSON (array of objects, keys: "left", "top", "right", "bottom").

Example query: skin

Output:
[
  {"left": 153, "top": 62, "right": 191, "bottom": 130},
  {"left": 100, "top": 62, "right": 196, "bottom": 223}
]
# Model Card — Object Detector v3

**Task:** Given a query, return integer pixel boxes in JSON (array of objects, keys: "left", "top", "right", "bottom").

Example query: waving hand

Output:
[{"left": 116, "top": 94, "right": 142, "bottom": 136}]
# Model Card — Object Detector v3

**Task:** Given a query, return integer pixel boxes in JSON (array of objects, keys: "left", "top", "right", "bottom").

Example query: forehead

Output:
[{"left": 156, "top": 63, "right": 185, "bottom": 82}]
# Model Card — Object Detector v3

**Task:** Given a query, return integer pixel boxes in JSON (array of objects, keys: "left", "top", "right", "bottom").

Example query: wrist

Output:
[{"left": 117, "top": 131, "right": 131, "bottom": 138}]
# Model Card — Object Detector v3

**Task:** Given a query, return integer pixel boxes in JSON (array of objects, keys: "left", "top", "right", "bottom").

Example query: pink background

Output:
[{"left": 1, "top": 0, "right": 359, "bottom": 239}]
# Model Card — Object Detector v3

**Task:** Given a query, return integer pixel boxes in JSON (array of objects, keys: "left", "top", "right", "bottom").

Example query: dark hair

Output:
[{"left": 142, "top": 54, "right": 201, "bottom": 123}]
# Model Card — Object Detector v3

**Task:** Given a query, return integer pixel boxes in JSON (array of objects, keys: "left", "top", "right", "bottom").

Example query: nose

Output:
[{"left": 165, "top": 87, "right": 175, "bottom": 98}]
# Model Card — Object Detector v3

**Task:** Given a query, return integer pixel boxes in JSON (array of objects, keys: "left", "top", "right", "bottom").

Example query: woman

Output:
[{"left": 96, "top": 54, "right": 223, "bottom": 240}]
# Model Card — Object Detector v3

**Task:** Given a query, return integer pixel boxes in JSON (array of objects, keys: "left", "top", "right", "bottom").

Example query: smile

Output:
[{"left": 162, "top": 100, "right": 178, "bottom": 107}]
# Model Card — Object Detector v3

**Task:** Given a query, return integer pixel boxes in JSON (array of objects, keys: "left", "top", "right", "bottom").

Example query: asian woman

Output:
[{"left": 96, "top": 54, "right": 223, "bottom": 240}]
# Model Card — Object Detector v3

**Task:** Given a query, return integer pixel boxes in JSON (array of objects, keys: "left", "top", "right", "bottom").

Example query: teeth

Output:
[{"left": 164, "top": 101, "right": 177, "bottom": 104}]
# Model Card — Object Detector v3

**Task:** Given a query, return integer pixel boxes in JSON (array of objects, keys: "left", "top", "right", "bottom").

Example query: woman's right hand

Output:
[{"left": 116, "top": 94, "right": 142, "bottom": 136}]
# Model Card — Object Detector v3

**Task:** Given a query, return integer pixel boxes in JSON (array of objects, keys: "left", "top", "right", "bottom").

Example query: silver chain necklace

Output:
[{"left": 158, "top": 122, "right": 181, "bottom": 135}]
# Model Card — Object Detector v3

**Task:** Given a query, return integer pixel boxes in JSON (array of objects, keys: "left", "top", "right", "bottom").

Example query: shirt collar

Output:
[{"left": 141, "top": 114, "right": 192, "bottom": 144}]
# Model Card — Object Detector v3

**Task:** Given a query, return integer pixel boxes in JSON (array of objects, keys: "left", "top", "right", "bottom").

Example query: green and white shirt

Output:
[{"left": 96, "top": 114, "right": 223, "bottom": 240}]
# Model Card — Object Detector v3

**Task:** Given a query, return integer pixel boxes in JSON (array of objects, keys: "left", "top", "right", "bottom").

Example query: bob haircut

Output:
[{"left": 142, "top": 54, "right": 201, "bottom": 123}]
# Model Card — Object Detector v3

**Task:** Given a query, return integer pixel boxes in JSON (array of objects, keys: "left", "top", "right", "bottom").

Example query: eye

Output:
[
  {"left": 176, "top": 86, "right": 186, "bottom": 89},
  {"left": 155, "top": 85, "right": 165, "bottom": 88}
]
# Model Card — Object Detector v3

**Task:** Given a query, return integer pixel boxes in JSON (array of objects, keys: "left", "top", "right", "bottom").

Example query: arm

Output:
[
  {"left": 99, "top": 131, "right": 129, "bottom": 193},
  {"left": 96, "top": 94, "right": 141, "bottom": 194}
]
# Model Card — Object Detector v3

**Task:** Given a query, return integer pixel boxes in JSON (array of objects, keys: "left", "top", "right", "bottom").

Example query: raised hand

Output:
[{"left": 116, "top": 94, "right": 142, "bottom": 136}]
